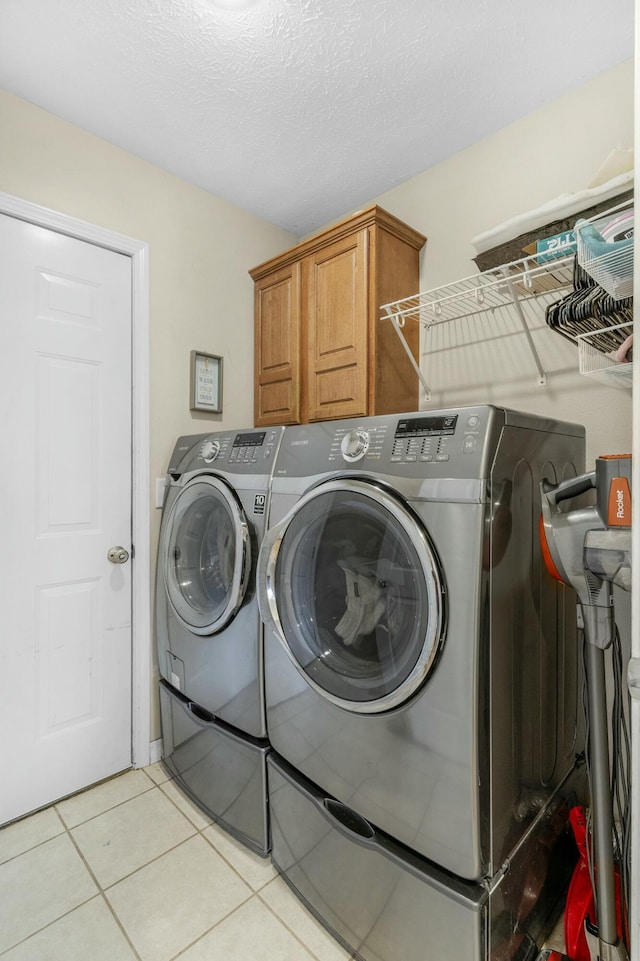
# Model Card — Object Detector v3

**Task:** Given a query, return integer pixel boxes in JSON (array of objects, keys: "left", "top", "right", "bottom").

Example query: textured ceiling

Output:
[{"left": 0, "top": 0, "right": 634, "bottom": 235}]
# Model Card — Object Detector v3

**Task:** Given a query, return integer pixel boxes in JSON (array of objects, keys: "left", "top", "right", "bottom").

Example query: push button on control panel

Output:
[{"left": 392, "top": 421, "right": 454, "bottom": 465}]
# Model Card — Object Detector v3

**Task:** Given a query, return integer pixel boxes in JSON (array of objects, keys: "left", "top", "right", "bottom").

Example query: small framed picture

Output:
[{"left": 190, "top": 351, "right": 223, "bottom": 413}]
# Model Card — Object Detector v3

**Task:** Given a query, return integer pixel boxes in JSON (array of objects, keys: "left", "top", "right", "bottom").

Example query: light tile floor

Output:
[
  {"left": 0, "top": 765, "right": 352, "bottom": 961},
  {"left": 0, "top": 764, "right": 568, "bottom": 960}
]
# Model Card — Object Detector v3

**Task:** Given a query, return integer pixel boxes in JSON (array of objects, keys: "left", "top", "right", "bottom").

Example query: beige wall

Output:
[
  {"left": 368, "top": 59, "right": 634, "bottom": 469},
  {"left": 0, "top": 60, "right": 634, "bottom": 745},
  {"left": 0, "top": 90, "right": 295, "bottom": 466},
  {"left": 365, "top": 58, "right": 635, "bottom": 727},
  {"left": 0, "top": 88, "right": 295, "bottom": 740}
]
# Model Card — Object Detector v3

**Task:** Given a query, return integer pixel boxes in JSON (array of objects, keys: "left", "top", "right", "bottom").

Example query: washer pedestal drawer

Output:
[
  {"left": 160, "top": 679, "right": 270, "bottom": 856},
  {"left": 267, "top": 752, "right": 486, "bottom": 961},
  {"left": 268, "top": 753, "right": 574, "bottom": 961}
]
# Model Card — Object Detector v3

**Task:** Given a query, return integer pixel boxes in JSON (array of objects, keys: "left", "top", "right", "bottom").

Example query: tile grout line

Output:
[
  {"left": 93, "top": 832, "right": 199, "bottom": 892},
  {"left": 255, "top": 887, "right": 343, "bottom": 961},
  {"left": 1, "top": 775, "right": 212, "bottom": 960},
  {"left": 154, "top": 780, "right": 330, "bottom": 961},
  {"left": 1, "top": 767, "right": 357, "bottom": 961},
  {"left": 0, "top": 797, "right": 140, "bottom": 961},
  {"left": 54, "top": 770, "right": 157, "bottom": 832},
  {"left": 58, "top": 781, "right": 201, "bottom": 893},
  {"left": 0, "top": 807, "right": 93, "bottom": 957},
  {"left": 0, "top": 808, "right": 67, "bottom": 868},
  {"left": 2, "top": 775, "right": 203, "bottom": 960},
  {"left": 157, "top": 774, "right": 355, "bottom": 961},
  {"left": 162, "top": 769, "right": 296, "bottom": 959},
  {"left": 58, "top": 779, "right": 248, "bottom": 959},
  {"left": 53, "top": 779, "right": 214, "bottom": 961},
  {"left": 167, "top": 893, "right": 258, "bottom": 961},
  {"left": 58, "top": 802, "right": 146, "bottom": 961},
  {"left": 0, "top": 894, "right": 102, "bottom": 958}
]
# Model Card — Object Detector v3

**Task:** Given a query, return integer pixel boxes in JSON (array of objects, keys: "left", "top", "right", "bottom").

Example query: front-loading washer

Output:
[
  {"left": 156, "top": 425, "right": 283, "bottom": 854},
  {"left": 157, "top": 425, "right": 283, "bottom": 736},
  {"left": 257, "top": 406, "right": 586, "bottom": 956}
]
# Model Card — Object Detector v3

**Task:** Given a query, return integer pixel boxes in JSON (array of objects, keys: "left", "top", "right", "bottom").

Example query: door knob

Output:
[{"left": 107, "top": 546, "right": 130, "bottom": 564}]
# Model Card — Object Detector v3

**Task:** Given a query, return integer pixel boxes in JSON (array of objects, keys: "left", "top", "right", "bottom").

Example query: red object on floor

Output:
[
  {"left": 564, "top": 806, "right": 627, "bottom": 961},
  {"left": 564, "top": 806, "right": 594, "bottom": 961}
]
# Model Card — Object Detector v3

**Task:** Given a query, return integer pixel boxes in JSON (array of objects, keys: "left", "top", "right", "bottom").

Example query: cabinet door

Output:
[
  {"left": 305, "top": 229, "right": 368, "bottom": 422},
  {"left": 254, "top": 263, "right": 301, "bottom": 426}
]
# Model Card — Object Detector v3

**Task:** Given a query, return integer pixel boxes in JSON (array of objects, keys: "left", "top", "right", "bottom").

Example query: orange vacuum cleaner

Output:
[{"left": 540, "top": 455, "right": 632, "bottom": 961}]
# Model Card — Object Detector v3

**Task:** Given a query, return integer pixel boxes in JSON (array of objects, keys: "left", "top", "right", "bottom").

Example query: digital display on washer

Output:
[
  {"left": 233, "top": 431, "right": 266, "bottom": 448},
  {"left": 395, "top": 415, "right": 458, "bottom": 437}
]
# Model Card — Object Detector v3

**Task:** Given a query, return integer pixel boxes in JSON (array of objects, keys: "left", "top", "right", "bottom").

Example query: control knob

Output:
[
  {"left": 200, "top": 439, "right": 221, "bottom": 463},
  {"left": 341, "top": 429, "right": 369, "bottom": 463}
]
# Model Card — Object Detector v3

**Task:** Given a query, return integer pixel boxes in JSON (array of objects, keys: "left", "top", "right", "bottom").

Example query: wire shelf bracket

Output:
[
  {"left": 498, "top": 268, "right": 547, "bottom": 388},
  {"left": 382, "top": 306, "right": 433, "bottom": 399}
]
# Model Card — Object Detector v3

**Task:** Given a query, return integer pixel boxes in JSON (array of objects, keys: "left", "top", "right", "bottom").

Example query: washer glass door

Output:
[
  {"left": 163, "top": 475, "right": 250, "bottom": 635},
  {"left": 268, "top": 479, "right": 445, "bottom": 712}
]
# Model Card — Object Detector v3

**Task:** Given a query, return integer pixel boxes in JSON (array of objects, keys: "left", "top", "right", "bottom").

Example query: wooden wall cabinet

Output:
[{"left": 250, "top": 205, "right": 426, "bottom": 426}]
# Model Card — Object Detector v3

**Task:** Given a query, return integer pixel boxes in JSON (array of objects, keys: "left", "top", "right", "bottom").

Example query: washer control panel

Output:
[
  {"left": 169, "top": 426, "right": 284, "bottom": 475},
  {"left": 322, "top": 411, "right": 487, "bottom": 470},
  {"left": 393, "top": 414, "right": 458, "bottom": 463},
  {"left": 329, "top": 424, "right": 388, "bottom": 464},
  {"left": 200, "top": 438, "right": 221, "bottom": 463},
  {"left": 228, "top": 429, "right": 281, "bottom": 466},
  {"left": 227, "top": 430, "right": 266, "bottom": 465},
  {"left": 393, "top": 413, "right": 486, "bottom": 465},
  {"left": 275, "top": 408, "right": 495, "bottom": 479}
]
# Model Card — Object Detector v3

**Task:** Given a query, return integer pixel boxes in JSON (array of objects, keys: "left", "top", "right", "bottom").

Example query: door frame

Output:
[{"left": 0, "top": 191, "right": 151, "bottom": 769}]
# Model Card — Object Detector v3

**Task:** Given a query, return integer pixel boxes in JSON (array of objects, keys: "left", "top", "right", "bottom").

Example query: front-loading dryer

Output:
[
  {"left": 258, "top": 407, "right": 586, "bottom": 957},
  {"left": 156, "top": 425, "right": 283, "bottom": 854}
]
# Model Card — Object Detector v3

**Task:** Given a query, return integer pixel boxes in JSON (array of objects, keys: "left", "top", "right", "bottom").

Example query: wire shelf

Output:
[
  {"left": 380, "top": 252, "right": 575, "bottom": 329},
  {"left": 379, "top": 251, "right": 576, "bottom": 398},
  {"left": 380, "top": 198, "right": 633, "bottom": 400}
]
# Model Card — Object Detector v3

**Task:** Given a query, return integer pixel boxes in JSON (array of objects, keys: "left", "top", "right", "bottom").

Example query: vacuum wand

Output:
[{"left": 540, "top": 455, "right": 632, "bottom": 961}]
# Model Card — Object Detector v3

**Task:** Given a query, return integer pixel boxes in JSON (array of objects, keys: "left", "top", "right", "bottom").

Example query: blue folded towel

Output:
[{"left": 576, "top": 219, "right": 634, "bottom": 264}]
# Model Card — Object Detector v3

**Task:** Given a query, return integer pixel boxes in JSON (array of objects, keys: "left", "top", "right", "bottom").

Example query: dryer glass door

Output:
[
  {"left": 267, "top": 479, "right": 445, "bottom": 713},
  {"left": 162, "top": 476, "right": 250, "bottom": 635}
]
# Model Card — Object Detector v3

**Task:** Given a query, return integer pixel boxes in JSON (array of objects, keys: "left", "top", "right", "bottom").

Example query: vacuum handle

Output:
[{"left": 542, "top": 471, "right": 596, "bottom": 509}]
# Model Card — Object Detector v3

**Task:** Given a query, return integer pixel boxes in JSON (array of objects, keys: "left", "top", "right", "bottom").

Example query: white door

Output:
[{"left": 0, "top": 213, "right": 133, "bottom": 824}]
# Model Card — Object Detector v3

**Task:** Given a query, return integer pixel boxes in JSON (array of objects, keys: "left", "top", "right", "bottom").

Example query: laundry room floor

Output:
[
  {"left": 0, "top": 764, "right": 353, "bottom": 961},
  {"left": 0, "top": 763, "right": 569, "bottom": 961}
]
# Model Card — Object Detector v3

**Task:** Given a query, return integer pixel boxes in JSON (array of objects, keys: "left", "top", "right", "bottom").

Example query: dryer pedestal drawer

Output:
[{"left": 160, "top": 680, "right": 270, "bottom": 856}]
